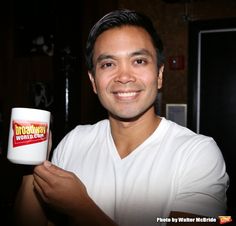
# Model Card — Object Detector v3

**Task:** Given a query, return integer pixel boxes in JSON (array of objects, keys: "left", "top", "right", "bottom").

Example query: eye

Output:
[
  {"left": 134, "top": 58, "right": 147, "bottom": 65},
  {"left": 100, "top": 62, "right": 114, "bottom": 69}
]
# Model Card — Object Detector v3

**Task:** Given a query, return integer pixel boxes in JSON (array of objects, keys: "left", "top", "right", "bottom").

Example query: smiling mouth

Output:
[
  {"left": 116, "top": 92, "right": 137, "bottom": 97},
  {"left": 112, "top": 91, "right": 141, "bottom": 100}
]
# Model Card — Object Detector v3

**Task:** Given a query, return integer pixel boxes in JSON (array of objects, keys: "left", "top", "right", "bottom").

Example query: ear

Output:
[
  {"left": 157, "top": 65, "right": 164, "bottom": 89},
  {"left": 88, "top": 72, "right": 98, "bottom": 94}
]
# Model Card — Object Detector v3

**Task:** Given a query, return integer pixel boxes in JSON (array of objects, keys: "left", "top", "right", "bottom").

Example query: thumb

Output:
[{"left": 43, "top": 160, "right": 67, "bottom": 177}]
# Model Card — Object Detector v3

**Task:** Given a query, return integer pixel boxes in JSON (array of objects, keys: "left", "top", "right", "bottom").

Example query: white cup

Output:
[{"left": 7, "top": 107, "right": 51, "bottom": 165}]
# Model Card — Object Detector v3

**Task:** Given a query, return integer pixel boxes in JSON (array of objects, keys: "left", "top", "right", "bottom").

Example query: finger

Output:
[
  {"left": 33, "top": 172, "right": 48, "bottom": 187},
  {"left": 33, "top": 174, "right": 50, "bottom": 202},
  {"left": 34, "top": 161, "right": 72, "bottom": 187},
  {"left": 34, "top": 163, "right": 58, "bottom": 184},
  {"left": 43, "top": 161, "right": 70, "bottom": 177}
]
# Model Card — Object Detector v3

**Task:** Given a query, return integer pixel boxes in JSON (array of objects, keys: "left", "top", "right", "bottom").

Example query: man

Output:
[{"left": 14, "top": 9, "right": 229, "bottom": 226}]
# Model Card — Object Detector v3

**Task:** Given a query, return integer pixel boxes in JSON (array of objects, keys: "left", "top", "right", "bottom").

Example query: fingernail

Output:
[{"left": 44, "top": 160, "right": 52, "bottom": 168}]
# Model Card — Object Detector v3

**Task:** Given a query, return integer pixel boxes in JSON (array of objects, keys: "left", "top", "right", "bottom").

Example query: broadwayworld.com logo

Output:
[
  {"left": 156, "top": 216, "right": 232, "bottom": 224},
  {"left": 218, "top": 216, "right": 233, "bottom": 224}
]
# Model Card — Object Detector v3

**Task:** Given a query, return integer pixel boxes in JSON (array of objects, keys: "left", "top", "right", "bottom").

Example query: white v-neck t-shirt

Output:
[{"left": 52, "top": 118, "right": 228, "bottom": 226}]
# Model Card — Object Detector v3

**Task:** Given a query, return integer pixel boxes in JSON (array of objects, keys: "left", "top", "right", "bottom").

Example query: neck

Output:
[{"left": 109, "top": 108, "right": 161, "bottom": 159}]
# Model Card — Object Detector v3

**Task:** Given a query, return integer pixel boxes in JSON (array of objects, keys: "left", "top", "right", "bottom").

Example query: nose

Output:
[{"left": 114, "top": 63, "right": 136, "bottom": 84}]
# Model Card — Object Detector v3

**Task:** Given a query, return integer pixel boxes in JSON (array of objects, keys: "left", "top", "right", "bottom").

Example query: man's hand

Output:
[
  {"left": 33, "top": 161, "right": 117, "bottom": 226},
  {"left": 33, "top": 161, "right": 88, "bottom": 217}
]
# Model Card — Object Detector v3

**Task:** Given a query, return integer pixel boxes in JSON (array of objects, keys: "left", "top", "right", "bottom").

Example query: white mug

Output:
[{"left": 7, "top": 107, "right": 51, "bottom": 165}]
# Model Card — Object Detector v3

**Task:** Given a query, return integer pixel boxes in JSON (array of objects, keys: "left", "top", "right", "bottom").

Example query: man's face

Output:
[{"left": 89, "top": 25, "right": 163, "bottom": 120}]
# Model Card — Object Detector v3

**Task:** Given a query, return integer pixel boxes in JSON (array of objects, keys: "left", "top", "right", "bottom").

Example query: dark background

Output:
[{"left": 188, "top": 19, "right": 236, "bottom": 221}]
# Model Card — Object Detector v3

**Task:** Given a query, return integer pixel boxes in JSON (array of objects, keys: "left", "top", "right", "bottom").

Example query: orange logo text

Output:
[{"left": 12, "top": 120, "right": 48, "bottom": 147}]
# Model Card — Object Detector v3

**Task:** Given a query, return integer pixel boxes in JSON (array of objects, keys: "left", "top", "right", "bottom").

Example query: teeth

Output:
[{"left": 117, "top": 92, "right": 136, "bottom": 97}]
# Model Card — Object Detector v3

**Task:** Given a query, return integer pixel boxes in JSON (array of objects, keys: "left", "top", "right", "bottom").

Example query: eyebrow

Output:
[
  {"left": 95, "top": 48, "right": 154, "bottom": 65},
  {"left": 95, "top": 54, "right": 116, "bottom": 65},
  {"left": 130, "top": 49, "right": 154, "bottom": 58}
]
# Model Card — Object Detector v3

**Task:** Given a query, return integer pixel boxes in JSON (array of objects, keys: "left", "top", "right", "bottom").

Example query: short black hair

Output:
[{"left": 85, "top": 9, "right": 165, "bottom": 74}]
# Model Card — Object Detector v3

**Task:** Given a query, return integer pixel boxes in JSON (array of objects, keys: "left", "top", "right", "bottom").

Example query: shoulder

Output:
[
  {"left": 73, "top": 119, "right": 109, "bottom": 134},
  {"left": 161, "top": 117, "right": 215, "bottom": 147},
  {"left": 160, "top": 118, "right": 224, "bottom": 166},
  {"left": 62, "top": 119, "right": 109, "bottom": 141},
  {"left": 161, "top": 118, "right": 227, "bottom": 179},
  {"left": 51, "top": 119, "right": 109, "bottom": 165}
]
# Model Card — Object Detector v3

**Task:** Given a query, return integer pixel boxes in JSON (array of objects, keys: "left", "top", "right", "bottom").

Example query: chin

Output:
[
  {"left": 109, "top": 108, "right": 152, "bottom": 122},
  {"left": 106, "top": 101, "right": 156, "bottom": 121}
]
